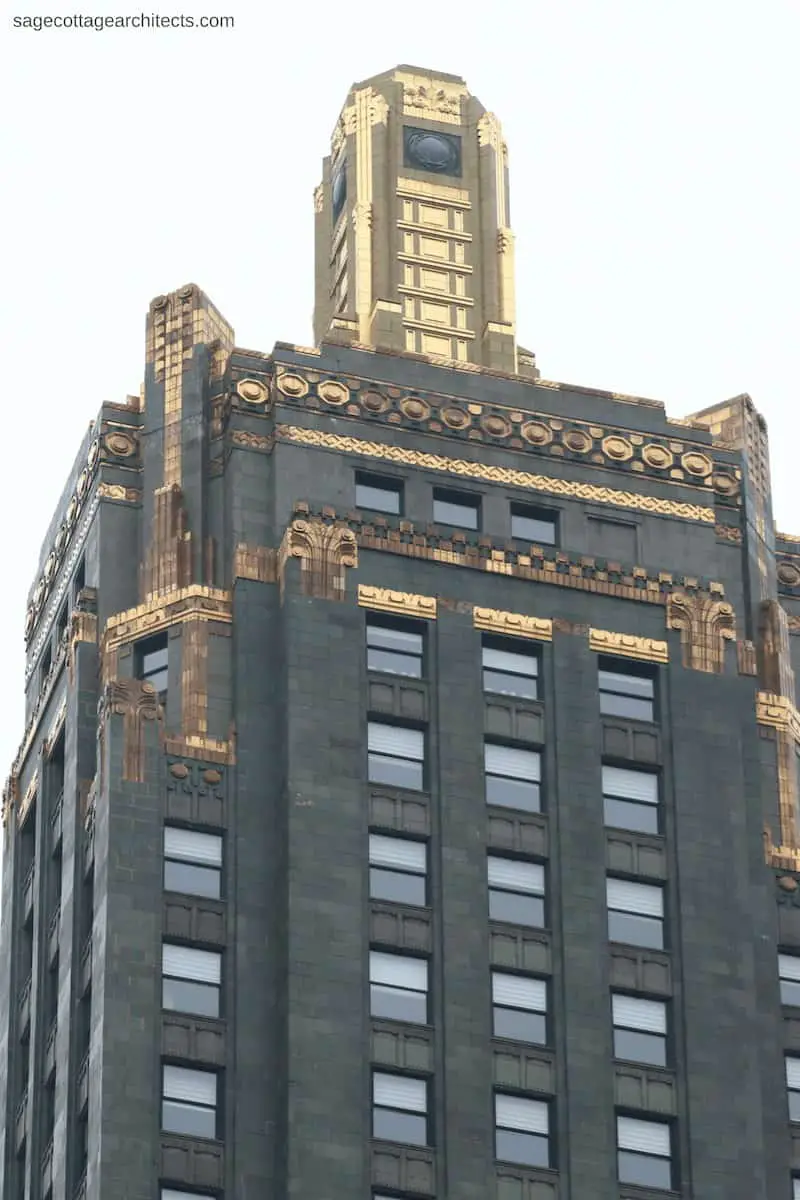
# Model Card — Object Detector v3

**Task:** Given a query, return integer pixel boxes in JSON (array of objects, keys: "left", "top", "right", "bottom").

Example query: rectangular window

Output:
[
  {"left": 607, "top": 879, "right": 664, "bottom": 949},
  {"left": 372, "top": 1072, "right": 428, "bottom": 1146},
  {"left": 495, "top": 1094, "right": 550, "bottom": 1168},
  {"left": 370, "top": 951, "right": 428, "bottom": 1024},
  {"left": 367, "top": 620, "right": 423, "bottom": 678},
  {"left": 617, "top": 1115, "right": 672, "bottom": 1190},
  {"left": 368, "top": 723, "right": 424, "bottom": 791},
  {"left": 788, "top": 1057, "right": 800, "bottom": 1121},
  {"left": 162, "top": 1191, "right": 215, "bottom": 1200},
  {"left": 603, "top": 766, "right": 659, "bottom": 834},
  {"left": 612, "top": 994, "right": 667, "bottom": 1066},
  {"left": 369, "top": 834, "right": 427, "bottom": 906},
  {"left": 794, "top": 1180, "right": 800, "bottom": 1200},
  {"left": 488, "top": 857, "right": 545, "bottom": 928},
  {"left": 587, "top": 515, "right": 637, "bottom": 562},
  {"left": 485, "top": 744, "right": 541, "bottom": 813},
  {"left": 163, "top": 828, "right": 222, "bottom": 899},
  {"left": 780, "top": 954, "right": 800, "bottom": 1006},
  {"left": 599, "top": 660, "right": 655, "bottom": 722},
  {"left": 482, "top": 638, "right": 539, "bottom": 700},
  {"left": 162, "top": 1065, "right": 217, "bottom": 1139},
  {"left": 492, "top": 972, "right": 547, "bottom": 1044},
  {"left": 137, "top": 633, "right": 169, "bottom": 697},
  {"left": 162, "top": 944, "right": 222, "bottom": 1018},
  {"left": 433, "top": 487, "right": 480, "bottom": 530},
  {"left": 510, "top": 503, "right": 558, "bottom": 546},
  {"left": 356, "top": 473, "right": 403, "bottom": 515}
]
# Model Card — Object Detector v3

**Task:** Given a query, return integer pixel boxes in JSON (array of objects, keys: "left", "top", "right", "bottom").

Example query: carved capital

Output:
[
  {"left": 278, "top": 518, "right": 358, "bottom": 602},
  {"left": 666, "top": 592, "right": 735, "bottom": 673},
  {"left": 100, "top": 678, "right": 163, "bottom": 783}
]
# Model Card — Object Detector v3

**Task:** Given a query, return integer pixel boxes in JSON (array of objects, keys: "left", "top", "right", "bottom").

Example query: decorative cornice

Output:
[
  {"left": 473, "top": 607, "right": 552, "bottom": 642},
  {"left": 276, "top": 426, "right": 717, "bottom": 524},
  {"left": 26, "top": 492, "right": 99, "bottom": 673},
  {"left": 358, "top": 585, "right": 437, "bottom": 620},
  {"left": 102, "top": 586, "right": 233, "bottom": 684},
  {"left": 163, "top": 733, "right": 236, "bottom": 765},
  {"left": 17, "top": 770, "right": 38, "bottom": 827},
  {"left": 588, "top": 629, "right": 668, "bottom": 663},
  {"left": 756, "top": 692, "right": 800, "bottom": 742}
]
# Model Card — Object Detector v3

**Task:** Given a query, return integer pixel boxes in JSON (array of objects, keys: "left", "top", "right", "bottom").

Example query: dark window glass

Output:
[
  {"left": 163, "top": 860, "right": 220, "bottom": 899},
  {"left": 784, "top": 978, "right": 800, "bottom": 1006},
  {"left": 433, "top": 488, "right": 480, "bottom": 529},
  {"left": 618, "top": 1150, "right": 672, "bottom": 1190},
  {"left": 367, "top": 622, "right": 423, "bottom": 678},
  {"left": 493, "top": 1007, "right": 546, "bottom": 1044},
  {"left": 791, "top": 1091, "right": 800, "bottom": 1122},
  {"left": 608, "top": 910, "right": 663, "bottom": 950},
  {"left": 489, "top": 890, "right": 545, "bottom": 928},
  {"left": 614, "top": 1028, "right": 666, "bottom": 1067},
  {"left": 780, "top": 955, "right": 800, "bottom": 1006},
  {"left": 496, "top": 1128, "right": 549, "bottom": 1168},
  {"left": 368, "top": 724, "right": 424, "bottom": 792},
  {"left": 599, "top": 663, "right": 655, "bottom": 722},
  {"left": 510, "top": 504, "right": 557, "bottom": 546},
  {"left": 137, "top": 633, "right": 168, "bottom": 697},
  {"left": 356, "top": 473, "right": 402, "bottom": 515},
  {"left": 368, "top": 754, "right": 423, "bottom": 791},
  {"left": 604, "top": 796, "right": 659, "bottom": 834},
  {"left": 370, "top": 866, "right": 426, "bottom": 906},
  {"left": 373, "top": 1107, "right": 427, "bottom": 1145},
  {"left": 162, "top": 1099, "right": 216, "bottom": 1139},
  {"left": 163, "top": 978, "right": 219, "bottom": 1019}
]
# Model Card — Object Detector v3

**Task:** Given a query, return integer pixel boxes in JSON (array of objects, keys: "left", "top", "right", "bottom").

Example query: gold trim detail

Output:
[
  {"left": 233, "top": 544, "right": 276, "bottom": 583},
  {"left": 666, "top": 592, "right": 735, "bottom": 673},
  {"left": 182, "top": 620, "right": 208, "bottom": 739},
  {"left": 44, "top": 698, "right": 67, "bottom": 755},
  {"left": 100, "top": 679, "right": 162, "bottom": 783},
  {"left": 102, "top": 586, "right": 232, "bottom": 684},
  {"left": 276, "top": 425, "right": 716, "bottom": 523},
  {"left": 97, "top": 483, "right": 142, "bottom": 504},
  {"left": 357, "top": 585, "right": 437, "bottom": 620},
  {"left": 278, "top": 518, "right": 358, "bottom": 602},
  {"left": 756, "top": 692, "right": 800, "bottom": 742},
  {"left": 473, "top": 607, "right": 552, "bottom": 642},
  {"left": 588, "top": 629, "right": 668, "bottom": 663},
  {"left": 17, "top": 770, "right": 38, "bottom": 827},
  {"left": 231, "top": 430, "right": 274, "bottom": 452},
  {"left": 163, "top": 733, "right": 235, "bottom": 765}
]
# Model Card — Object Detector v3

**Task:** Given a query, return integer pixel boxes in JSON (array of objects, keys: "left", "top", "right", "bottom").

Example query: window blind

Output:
[
  {"left": 607, "top": 878, "right": 663, "bottom": 918},
  {"left": 163, "top": 1065, "right": 216, "bottom": 1106},
  {"left": 164, "top": 827, "right": 222, "bottom": 866},
  {"left": 370, "top": 952, "right": 427, "bottom": 991},
  {"left": 485, "top": 744, "right": 541, "bottom": 781},
  {"left": 495, "top": 1094, "right": 548, "bottom": 1134},
  {"left": 787, "top": 1057, "right": 800, "bottom": 1090},
  {"left": 488, "top": 857, "right": 544, "bottom": 894},
  {"left": 369, "top": 834, "right": 426, "bottom": 872},
  {"left": 163, "top": 944, "right": 221, "bottom": 985},
  {"left": 373, "top": 1073, "right": 426, "bottom": 1111},
  {"left": 612, "top": 994, "right": 666, "bottom": 1034},
  {"left": 492, "top": 972, "right": 546, "bottom": 1011},
  {"left": 367, "top": 624, "right": 422, "bottom": 653},
  {"left": 780, "top": 954, "right": 800, "bottom": 981},
  {"left": 617, "top": 1116, "right": 670, "bottom": 1156},
  {"left": 483, "top": 647, "right": 537, "bottom": 675},
  {"left": 602, "top": 766, "right": 658, "bottom": 804},
  {"left": 368, "top": 723, "right": 424, "bottom": 760}
]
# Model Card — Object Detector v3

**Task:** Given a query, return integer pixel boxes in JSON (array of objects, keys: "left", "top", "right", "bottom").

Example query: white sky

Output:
[{"left": 2, "top": 2, "right": 799, "bottom": 786}]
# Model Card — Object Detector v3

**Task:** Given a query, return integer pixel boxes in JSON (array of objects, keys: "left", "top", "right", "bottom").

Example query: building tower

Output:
[{"left": 2, "top": 64, "right": 800, "bottom": 1200}]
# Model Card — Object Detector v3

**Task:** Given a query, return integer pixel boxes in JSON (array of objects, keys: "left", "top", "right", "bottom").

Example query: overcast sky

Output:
[{"left": 2, "top": 2, "right": 798, "bottom": 788}]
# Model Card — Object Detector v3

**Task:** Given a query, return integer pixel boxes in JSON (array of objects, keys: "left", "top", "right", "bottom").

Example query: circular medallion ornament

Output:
[
  {"left": 482, "top": 414, "right": 511, "bottom": 438},
  {"left": 563, "top": 429, "right": 593, "bottom": 454},
  {"left": 55, "top": 526, "right": 66, "bottom": 554},
  {"left": 25, "top": 607, "right": 34, "bottom": 638},
  {"left": 203, "top": 769, "right": 222, "bottom": 785},
  {"left": 236, "top": 378, "right": 268, "bottom": 405},
  {"left": 361, "top": 390, "right": 390, "bottom": 414},
  {"left": 642, "top": 443, "right": 674, "bottom": 470},
  {"left": 87, "top": 439, "right": 99, "bottom": 468},
  {"left": 521, "top": 421, "right": 553, "bottom": 447},
  {"left": 276, "top": 373, "right": 309, "bottom": 399},
  {"left": 712, "top": 471, "right": 739, "bottom": 497},
  {"left": 400, "top": 397, "right": 431, "bottom": 421},
  {"left": 318, "top": 379, "right": 350, "bottom": 406},
  {"left": 76, "top": 469, "right": 89, "bottom": 498},
  {"left": 602, "top": 435, "right": 634, "bottom": 462},
  {"left": 779, "top": 875, "right": 799, "bottom": 892},
  {"left": 33, "top": 581, "right": 45, "bottom": 609},
  {"left": 778, "top": 562, "right": 800, "bottom": 588},
  {"left": 442, "top": 406, "right": 471, "bottom": 430},
  {"left": 404, "top": 129, "right": 460, "bottom": 175},
  {"left": 66, "top": 497, "right": 78, "bottom": 527},
  {"left": 104, "top": 431, "right": 137, "bottom": 458},
  {"left": 44, "top": 553, "right": 56, "bottom": 581},
  {"left": 681, "top": 451, "right": 713, "bottom": 478},
  {"left": 169, "top": 763, "right": 189, "bottom": 779}
]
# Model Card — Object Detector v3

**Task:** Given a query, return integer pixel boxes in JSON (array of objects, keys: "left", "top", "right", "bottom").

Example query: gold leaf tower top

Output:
[{"left": 313, "top": 65, "right": 537, "bottom": 377}]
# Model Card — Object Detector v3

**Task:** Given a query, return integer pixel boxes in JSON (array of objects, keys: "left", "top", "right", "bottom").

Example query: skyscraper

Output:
[{"left": 1, "top": 64, "right": 799, "bottom": 1200}]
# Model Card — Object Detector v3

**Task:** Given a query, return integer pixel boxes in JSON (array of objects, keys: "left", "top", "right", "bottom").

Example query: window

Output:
[
  {"left": 617, "top": 1116, "right": 673, "bottom": 1190},
  {"left": 367, "top": 620, "right": 423, "bottom": 678},
  {"left": 587, "top": 515, "right": 637, "bottom": 562},
  {"left": 492, "top": 973, "right": 547, "bottom": 1044},
  {"left": 163, "top": 828, "right": 222, "bottom": 899},
  {"left": 74, "top": 557, "right": 86, "bottom": 599},
  {"left": 356, "top": 473, "right": 403, "bottom": 515},
  {"left": 780, "top": 954, "right": 800, "bottom": 1006},
  {"left": 137, "top": 633, "right": 168, "bottom": 697},
  {"left": 482, "top": 638, "right": 539, "bottom": 700},
  {"left": 369, "top": 834, "right": 427, "bottom": 906},
  {"left": 56, "top": 605, "right": 69, "bottom": 641},
  {"left": 510, "top": 503, "right": 557, "bottom": 546},
  {"left": 368, "top": 723, "right": 424, "bottom": 791},
  {"left": 603, "top": 766, "right": 659, "bottom": 834},
  {"left": 433, "top": 487, "right": 480, "bottom": 529},
  {"left": 794, "top": 1180, "right": 800, "bottom": 1200},
  {"left": 370, "top": 952, "right": 428, "bottom": 1023},
  {"left": 612, "top": 994, "right": 667, "bottom": 1066},
  {"left": 485, "top": 744, "right": 541, "bottom": 813},
  {"left": 607, "top": 879, "right": 664, "bottom": 949},
  {"left": 495, "top": 1094, "right": 550, "bottom": 1167},
  {"left": 162, "top": 1191, "right": 216, "bottom": 1200},
  {"left": 599, "top": 660, "right": 655, "bottom": 722},
  {"left": 162, "top": 944, "right": 221, "bottom": 1018},
  {"left": 40, "top": 645, "right": 52, "bottom": 686},
  {"left": 488, "top": 857, "right": 545, "bottom": 928},
  {"left": 372, "top": 1072, "right": 428, "bottom": 1146},
  {"left": 788, "top": 1057, "right": 800, "bottom": 1121},
  {"left": 162, "top": 1065, "right": 217, "bottom": 1139}
]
